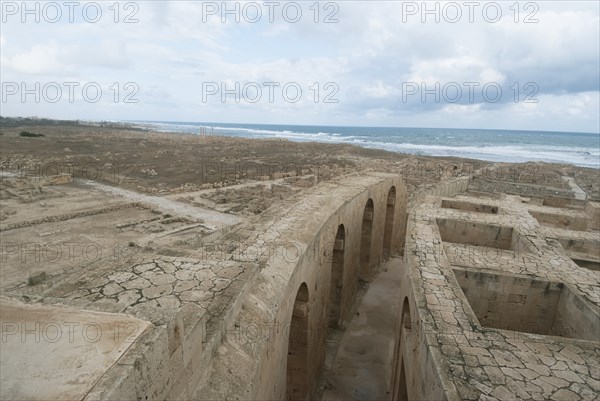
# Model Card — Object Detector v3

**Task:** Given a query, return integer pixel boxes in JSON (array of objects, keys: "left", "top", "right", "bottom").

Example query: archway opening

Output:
[
  {"left": 329, "top": 224, "right": 345, "bottom": 329},
  {"left": 392, "top": 297, "right": 412, "bottom": 401},
  {"left": 401, "top": 297, "right": 412, "bottom": 330},
  {"left": 383, "top": 186, "right": 396, "bottom": 258},
  {"left": 286, "top": 283, "right": 309, "bottom": 401},
  {"left": 359, "top": 199, "right": 374, "bottom": 279},
  {"left": 398, "top": 359, "right": 408, "bottom": 401}
]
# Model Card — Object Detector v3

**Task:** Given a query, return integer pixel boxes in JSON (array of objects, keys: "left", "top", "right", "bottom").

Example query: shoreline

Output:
[
  {"left": 3, "top": 117, "right": 599, "bottom": 168},
  {"left": 0, "top": 120, "right": 598, "bottom": 200},
  {"left": 126, "top": 119, "right": 600, "bottom": 136},
  {"left": 126, "top": 120, "right": 600, "bottom": 169}
]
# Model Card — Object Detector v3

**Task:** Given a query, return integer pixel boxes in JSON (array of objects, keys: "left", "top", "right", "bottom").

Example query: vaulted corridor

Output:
[{"left": 321, "top": 258, "right": 405, "bottom": 401}]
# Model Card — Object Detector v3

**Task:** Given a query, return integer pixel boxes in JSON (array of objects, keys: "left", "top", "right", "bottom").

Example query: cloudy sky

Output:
[{"left": 1, "top": 1, "right": 599, "bottom": 132}]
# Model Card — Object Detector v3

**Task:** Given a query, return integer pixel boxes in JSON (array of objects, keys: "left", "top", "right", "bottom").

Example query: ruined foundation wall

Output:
[
  {"left": 392, "top": 216, "right": 453, "bottom": 401},
  {"left": 254, "top": 175, "right": 407, "bottom": 400},
  {"left": 190, "top": 173, "right": 407, "bottom": 400},
  {"left": 586, "top": 202, "right": 600, "bottom": 230},
  {"left": 553, "top": 287, "right": 600, "bottom": 341},
  {"left": 389, "top": 177, "right": 471, "bottom": 400},
  {"left": 393, "top": 184, "right": 600, "bottom": 401},
  {"left": 83, "top": 301, "right": 208, "bottom": 401},
  {"left": 0, "top": 202, "right": 143, "bottom": 231}
]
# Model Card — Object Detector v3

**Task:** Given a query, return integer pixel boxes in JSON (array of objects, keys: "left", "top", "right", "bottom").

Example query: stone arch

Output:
[
  {"left": 401, "top": 297, "right": 412, "bottom": 330},
  {"left": 397, "top": 359, "right": 409, "bottom": 401},
  {"left": 329, "top": 224, "right": 345, "bottom": 329},
  {"left": 391, "top": 297, "right": 413, "bottom": 401},
  {"left": 383, "top": 186, "right": 396, "bottom": 258},
  {"left": 359, "top": 199, "right": 375, "bottom": 279},
  {"left": 190, "top": 175, "right": 410, "bottom": 401},
  {"left": 286, "top": 282, "right": 309, "bottom": 401}
]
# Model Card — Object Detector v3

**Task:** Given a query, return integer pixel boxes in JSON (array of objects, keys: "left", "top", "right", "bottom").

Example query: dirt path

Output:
[
  {"left": 77, "top": 179, "right": 241, "bottom": 229},
  {"left": 562, "top": 176, "right": 588, "bottom": 200}
]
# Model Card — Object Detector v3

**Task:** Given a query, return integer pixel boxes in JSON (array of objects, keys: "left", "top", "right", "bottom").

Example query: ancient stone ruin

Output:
[{"left": 0, "top": 167, "right": 598, "bottom": 401}]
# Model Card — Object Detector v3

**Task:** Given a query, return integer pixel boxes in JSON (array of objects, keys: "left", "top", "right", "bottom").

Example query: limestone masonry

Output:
[{"left": 0, "top": 163, "right": 598, "bottom": 401}]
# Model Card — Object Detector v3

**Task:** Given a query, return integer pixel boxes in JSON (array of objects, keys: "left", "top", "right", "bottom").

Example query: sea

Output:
[{"left": 126, "top": 121, "right": 600, "bottom": 169}]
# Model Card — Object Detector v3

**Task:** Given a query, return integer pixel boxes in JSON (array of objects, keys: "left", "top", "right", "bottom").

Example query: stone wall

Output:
[
  {"left": 529, "top": 210, "right": 588, "bottom": 231},
  {"left": 0, "top": 202, "right": 143, "bottom": 232},
  {"left": 437, "top": 219, "right": 515, "bottom": 250},
  {"left": 453, "top": 270, "right": 567, "bottom": 336},
  {"left": 468, "top": 177, "right": 573, "bottom": 198},
  {"left": 388, "top": 177, "right": 473, "bottom": 401},
  {"left": 83, "top": 302, "right": 208, "bottom": 400},
  {"left": 189, "top": 173, "right": 408, "bottom": 400},
  {"left": 441, "top": 199, "right": 499, "bottom": 214},
  {"left": 77, "top": 172, "right": 408, "bottom": 401},
  {"left": 553, "top": 286, "right": 600, "bottom": 341},
  {"left": 393, "top": 188, "right": 600, "bottom": 401},
  {"left": 585, "top": 202, "right": 600, "bottom": 230}
]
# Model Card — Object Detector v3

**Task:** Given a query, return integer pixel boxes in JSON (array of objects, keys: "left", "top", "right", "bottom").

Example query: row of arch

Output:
[{"left": 285, "top": 186, "right": 400, "bottom": 400}]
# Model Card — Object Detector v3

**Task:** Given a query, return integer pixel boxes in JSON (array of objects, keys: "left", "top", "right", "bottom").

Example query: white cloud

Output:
[
  {"left": 3, "top": 43, "right": 66, "bottom": 75},
  {"left": 0, "top": 1, "right": 598, "bottom": 132}
]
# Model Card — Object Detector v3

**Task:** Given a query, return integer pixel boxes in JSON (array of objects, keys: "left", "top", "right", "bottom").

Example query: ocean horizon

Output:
[{"left": 126, "top": 120, "right": 600, "bottom": 169}]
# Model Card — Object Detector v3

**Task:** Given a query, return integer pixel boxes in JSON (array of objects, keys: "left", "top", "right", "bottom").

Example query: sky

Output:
[{"left": 1, "top": 1, "right": 599, "bottom": 133}]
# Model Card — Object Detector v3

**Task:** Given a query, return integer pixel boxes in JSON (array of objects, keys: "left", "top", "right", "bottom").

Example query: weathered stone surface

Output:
[
  {"left": 142, "top": 284, "right": 172, "bottom": 299},
  {"left": 399, "top": 190, "right": 600, "bottom": 401},
  {"left": 180, "top": 289, "right": 212, "bottom": 302},
  {"left": 122, "top": 277, "right": 151, "bottom": 290},
  {"left": 102, "top": 282, "right": 124, "bottom": 296},
  {"left": 157, "top": 295, "right": 181, "bottom": 309},
  {"left": 118, "top": 289, "right": 141, "bottom": 305},
  {"left": 2, "top": 164, "right": 598, "bottom": 401},
  {"left": 149, "top": 274, "right": 177, "bottom": 286}
]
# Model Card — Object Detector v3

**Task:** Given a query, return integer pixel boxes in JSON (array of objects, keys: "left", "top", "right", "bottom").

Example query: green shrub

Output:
[{"left": 19, "top": 131, "right": 44, "bottom": 137}]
